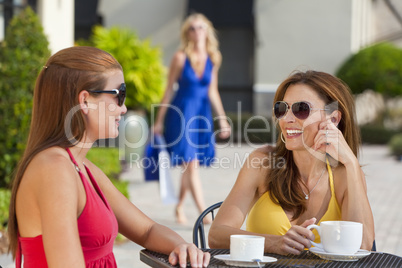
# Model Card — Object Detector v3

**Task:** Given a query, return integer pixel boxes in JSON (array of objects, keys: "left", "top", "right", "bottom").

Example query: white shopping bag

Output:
[{"left": 156, "top": 136, "right": 178, "bottom": 205}]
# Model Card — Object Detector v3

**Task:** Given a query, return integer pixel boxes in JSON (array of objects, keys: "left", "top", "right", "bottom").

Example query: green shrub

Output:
[
  {"left": 0, "top": 7, "right": 50, "bottom": 187},
  {"left": 389, "top": 134, "right": 402, "bottom": 158},
  {"left": 0, "top": 188, "right": 11, "bottom": 228},
  {"left": 336, "top": 42, "right": 402, "bottom": 97},
  {"left": 87, "top": 147, "right": 121, "bottom": 178},
  {"left": 86, "top": 148, "right": 129, "bottom": 199},
  {"left": 80, "top": 26, "right": 166, "bottom": 113},
  {"left": 360, "top": 124, "right": 401, "bottom": 144}
]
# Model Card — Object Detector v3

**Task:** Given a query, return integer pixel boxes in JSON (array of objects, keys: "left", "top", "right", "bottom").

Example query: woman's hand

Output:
[
  {"left": 273, "top": 218, "right": 316, "bottom": 255},
  {"left": 152, "top": 122, "right": 164, "bottom": 136},
  {"left": 314, "top": 118, "right": 356, "bottom": 166},
  {"left": 168, "top": 243, "right": 210, "bottom": 268},
  {"left": 218, "top": 119, "right": 231, "bottom": 139}
]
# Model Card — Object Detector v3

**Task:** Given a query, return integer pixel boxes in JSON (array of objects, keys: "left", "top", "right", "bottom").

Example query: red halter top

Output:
[{"left": 16, "top": 148, "right": 118, "bottom": 267}]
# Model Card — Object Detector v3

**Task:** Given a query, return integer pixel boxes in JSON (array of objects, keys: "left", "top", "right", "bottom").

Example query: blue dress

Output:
[{"left": 164, "top": 56, "right": 215, "bottom": 166}]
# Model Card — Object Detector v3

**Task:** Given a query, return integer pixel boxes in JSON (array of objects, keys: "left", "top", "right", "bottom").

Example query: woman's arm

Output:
[
  {"left": 208, "top": 149, "right": 315, "bottom": 255},
  {"left": 208, "top": 150, "right": 265, "bottom": 249},
  {"left": 316, "top": 119, "right": 375, "bottom": 250},
  {"left": 336, "top": 162, "right": 375, "bottom": 250},
  {"left": 207, "top": 64, "right": 231, "bottom": 139},
  {"left": 153, "top": 51, "right": 186, "bottom": 135},
  {"left": 88, "top": 161, "right": 209, "bottom": 267}
]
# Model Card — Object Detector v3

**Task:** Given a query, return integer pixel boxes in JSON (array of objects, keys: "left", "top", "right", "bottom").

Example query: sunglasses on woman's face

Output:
[
  {"left": 91, "top": 83, "right": 126, "bottom": 107},
  {"left": 273, "top": 101, "right": 328, "bottom": 120},
  {"left": 189, "top": 25, "right": 206, "bottom": 32}
]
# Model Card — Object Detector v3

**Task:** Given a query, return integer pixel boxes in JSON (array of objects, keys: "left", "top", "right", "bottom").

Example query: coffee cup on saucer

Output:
[
  {"left": 307, "top": 221, "right": 363, "bottom": 254},
  {"left": 230, "top": 235, "right": 265, "bottom": 261}
]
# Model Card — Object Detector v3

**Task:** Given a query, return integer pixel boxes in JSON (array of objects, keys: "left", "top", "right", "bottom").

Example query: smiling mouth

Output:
[{"left": 286, "top": 129, "right": 303, "bottom": 136}]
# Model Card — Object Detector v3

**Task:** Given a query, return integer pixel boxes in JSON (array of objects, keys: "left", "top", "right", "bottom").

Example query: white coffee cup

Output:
[
  {"left": 230, "top": 235, "right": 265, "bottom": 261},
  {"left": 307, "top": 221, "right": 363, "bottom": 254}
]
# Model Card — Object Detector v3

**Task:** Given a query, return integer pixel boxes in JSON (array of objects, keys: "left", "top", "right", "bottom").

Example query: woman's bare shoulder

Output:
[
  {"left": 17, "top": 147, "right": 80, "bottom": 209},
  {"left": 249, "top": 145, "right": 276, "bottom": 161},
  {"left": 32, "top": 147, "right": 70, "bottom": 165},
  {"left": 172, "top": 51, "right": 186, "bottom": 64},
  {"left": 168, "top": 51, "right": 186, "bottom": 74},
  {"left": 242, "top": 145, "right": 276, "bottom": 174},
  {"left": 237, "top": 146, "right": 275, "bottom": 195},
  {"left": 24, "top": 147, "right": 75, "bottom": 184}
]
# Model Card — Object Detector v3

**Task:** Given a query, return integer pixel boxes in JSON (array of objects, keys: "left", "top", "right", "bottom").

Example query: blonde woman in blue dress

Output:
[{"left": 153, "top": 13, "right": 231, "bottom": 224}]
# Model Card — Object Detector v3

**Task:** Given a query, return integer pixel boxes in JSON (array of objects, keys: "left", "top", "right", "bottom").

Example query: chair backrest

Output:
[{"left": 192, "top": 201, "right": 223, "bottom": 248}]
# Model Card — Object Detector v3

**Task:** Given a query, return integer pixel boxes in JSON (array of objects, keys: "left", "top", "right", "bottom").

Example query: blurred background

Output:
[{"left": 1, "top": 0, "right": 402, "bottom": 264}]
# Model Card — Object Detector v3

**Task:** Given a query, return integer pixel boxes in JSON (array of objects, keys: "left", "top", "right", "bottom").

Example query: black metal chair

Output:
[
  {"left": 372, "top": 240, "right": 377, "bottom": 251},
  {"left": 192, "top": 201, "right": 223, "bottom": 248}
]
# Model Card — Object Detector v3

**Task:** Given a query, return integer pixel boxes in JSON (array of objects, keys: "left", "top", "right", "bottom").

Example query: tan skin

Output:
[
  {"left": 16, "top": 70, "right": 210, "bottom": 268},
  {"left": 209, "top": 84, "right": 374, "bottom": 255}
]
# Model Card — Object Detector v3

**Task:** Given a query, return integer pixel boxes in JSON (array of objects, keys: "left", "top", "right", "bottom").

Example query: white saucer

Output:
[
  {"left": 214, "top": 254, "right": 277, "bottom": 267},
  {"left": 309, "top": 247, "right": 371, "bottom": 261}
]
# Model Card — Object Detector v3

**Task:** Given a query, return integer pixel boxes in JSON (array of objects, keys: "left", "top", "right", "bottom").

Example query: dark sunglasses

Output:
[
  {"left": 273, "top": 101, "right": 328, "bottom": 120},
  {"left": 189, "top": 25, "right": 206, "bottom": 32},
  {"left": 91, "top": 83, "right": 126, "bottom": 107}
]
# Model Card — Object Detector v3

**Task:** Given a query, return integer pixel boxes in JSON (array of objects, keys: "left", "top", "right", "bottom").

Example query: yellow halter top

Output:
[{"left": 246, "top": 161, "right": 341, "bottom": 243}]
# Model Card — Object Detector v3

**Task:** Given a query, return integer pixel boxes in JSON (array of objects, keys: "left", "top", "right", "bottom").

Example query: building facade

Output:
[
  {"left": 4, "top": 0, "right": 401, "bottom": 116},
  {"left": 97, "top": 0, "right": 374, "bottom": 116}
]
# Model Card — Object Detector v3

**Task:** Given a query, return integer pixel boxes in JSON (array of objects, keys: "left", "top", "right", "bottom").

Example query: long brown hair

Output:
[
  {"left": 8, "top": 46, "right": 122, "bottom": 257},
  {"left": 268, "top": 70, "right": 361, "bottom": 220},
  {"left": 180, "top": 13, "right": 222, "bottom": 67}
]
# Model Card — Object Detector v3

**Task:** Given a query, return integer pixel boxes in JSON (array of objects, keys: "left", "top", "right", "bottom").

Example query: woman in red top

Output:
[{"left": 8, "top": 46, "right": 210, "bottom": 268}]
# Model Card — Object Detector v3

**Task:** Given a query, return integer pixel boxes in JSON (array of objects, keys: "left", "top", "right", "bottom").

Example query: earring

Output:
[
  {"left": 281, "top": 132, "right": 286, "bottom": 143},
  {"left": 331, "top": 117, "right": 336, "bottom": 123}
]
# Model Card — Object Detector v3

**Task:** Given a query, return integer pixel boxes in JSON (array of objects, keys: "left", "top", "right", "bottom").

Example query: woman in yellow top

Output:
[{"left": 209, "top": 70, "right": 375, "bottom": 255}]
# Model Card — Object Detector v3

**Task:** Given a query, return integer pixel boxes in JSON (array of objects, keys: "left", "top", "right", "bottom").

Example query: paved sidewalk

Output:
[
  {"left": 359, "top": 145, "right": 402, "bottom": 255},
  {"left": 1, "top": 144, "right": 401, "bottom": 267}
]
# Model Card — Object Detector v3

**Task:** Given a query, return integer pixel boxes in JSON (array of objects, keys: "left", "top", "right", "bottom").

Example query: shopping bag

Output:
[
  {"left": 143, "top": 138, "right": 160, "bottom": 182},
  {"left": 143, "top": 134, "right": 178, "bottom": 204},
  {"left": 156, "top": 137, "right": 178, "bottom": 205}
]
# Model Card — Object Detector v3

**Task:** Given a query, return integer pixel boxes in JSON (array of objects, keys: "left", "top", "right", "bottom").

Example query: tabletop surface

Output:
[{"left": 140, "top": 248, "right": 402, "bottom": 268}]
